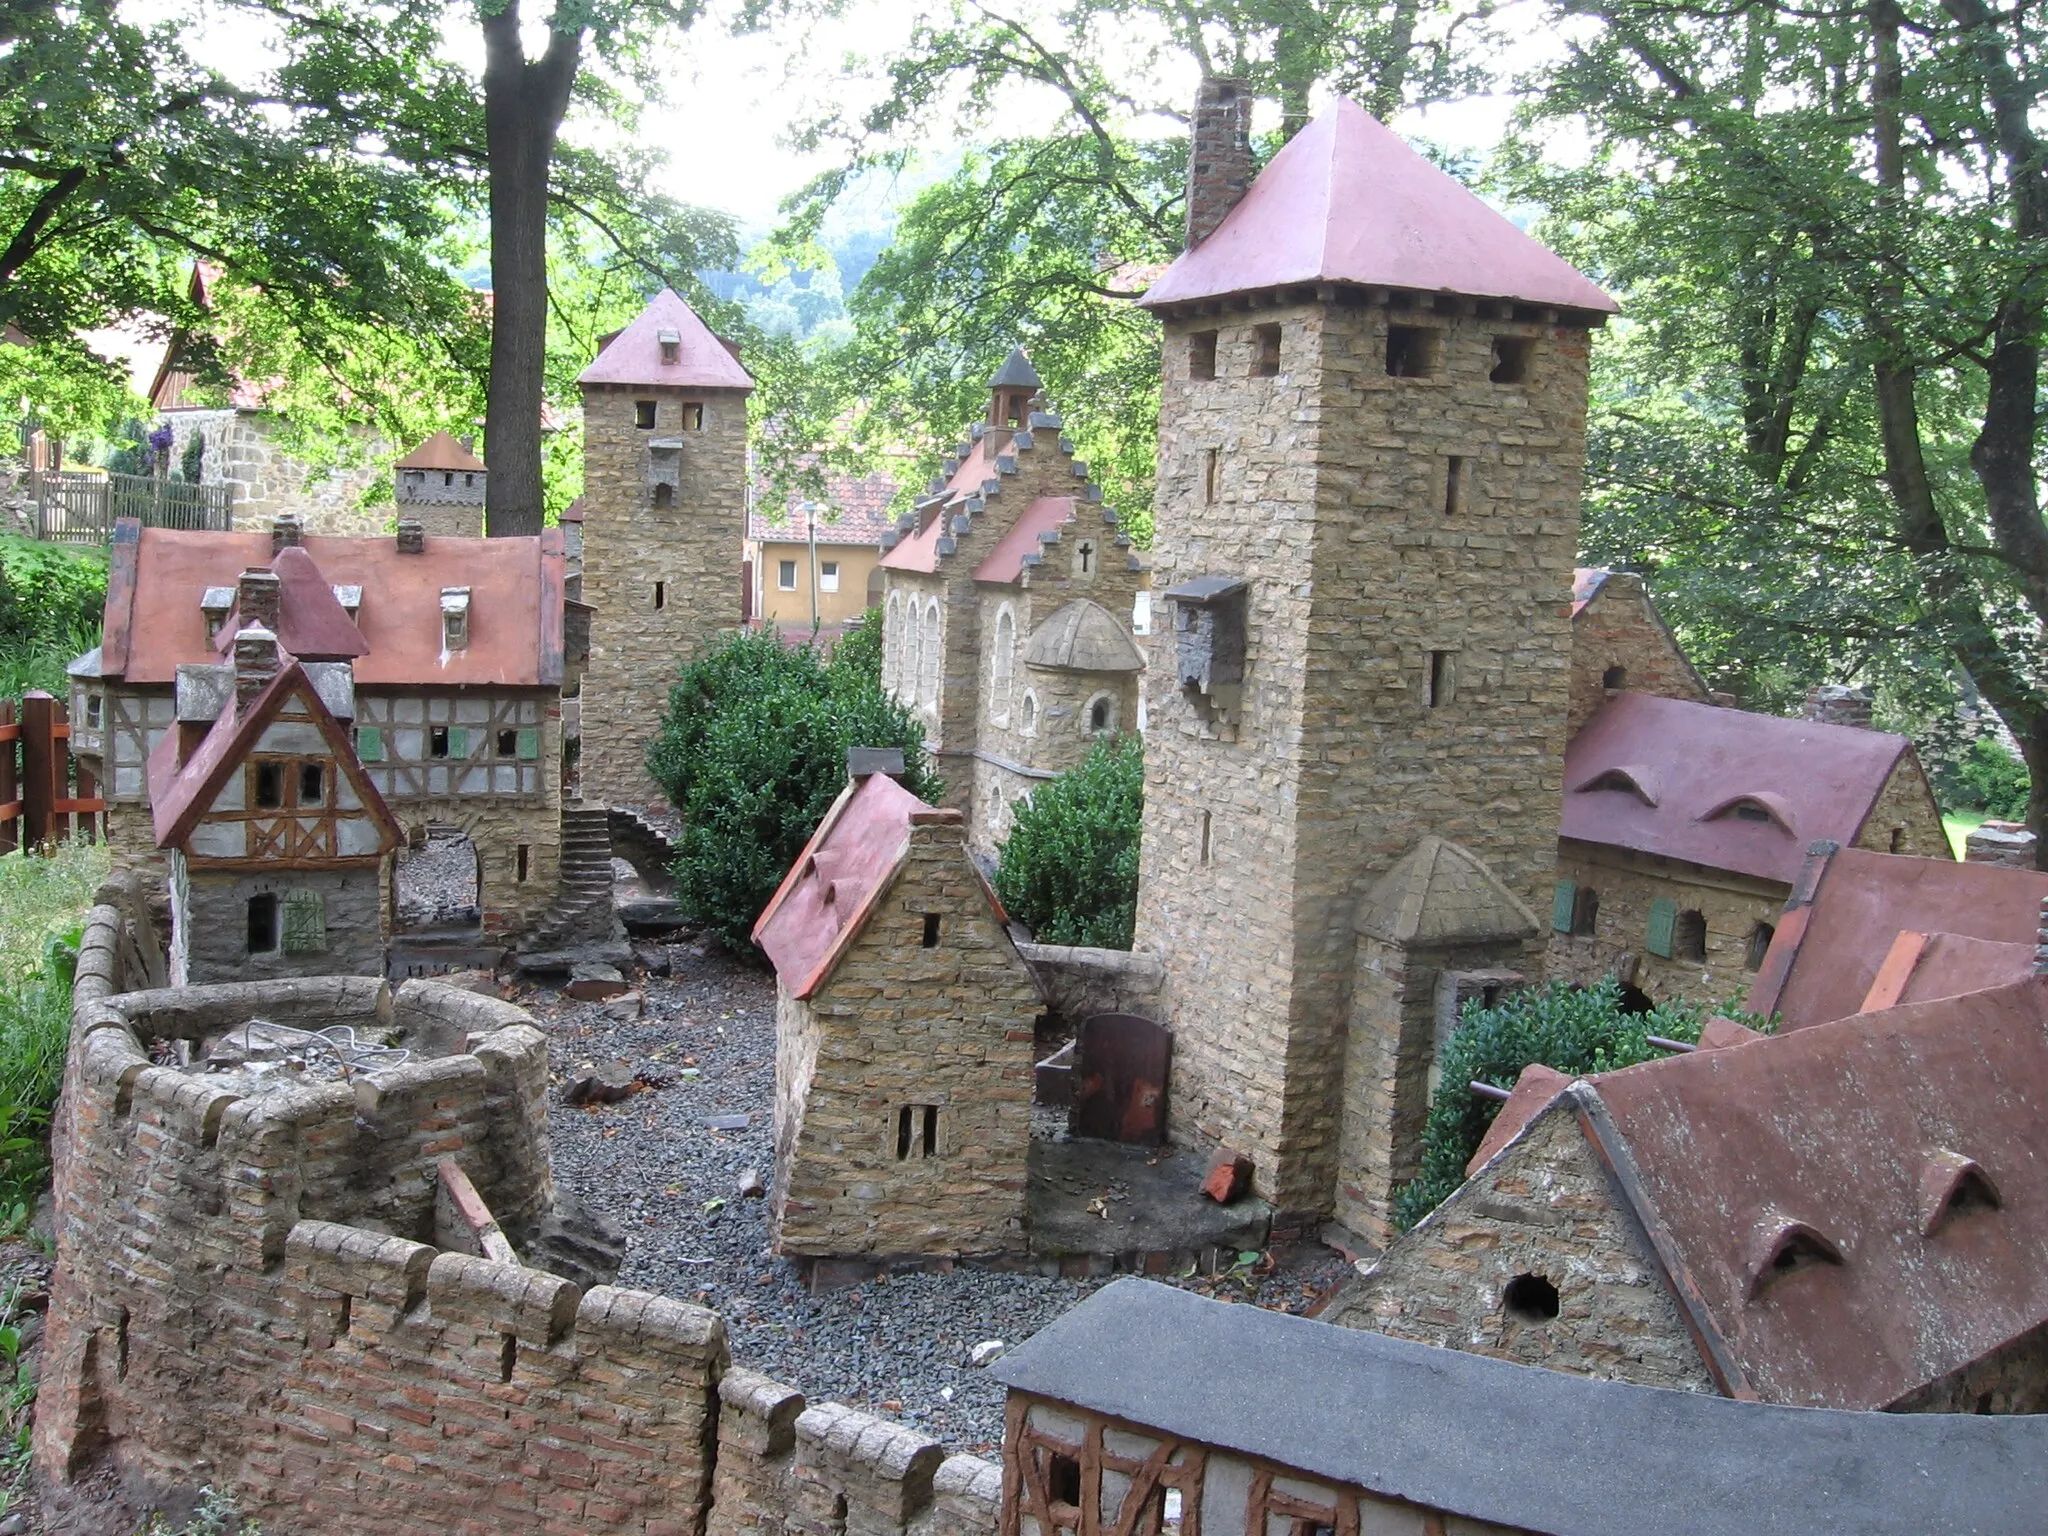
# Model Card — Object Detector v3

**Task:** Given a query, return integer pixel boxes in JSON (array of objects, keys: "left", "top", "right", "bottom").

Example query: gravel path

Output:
[{"left": 521, "top": 945, "right": 1350, "bottom": 1454}]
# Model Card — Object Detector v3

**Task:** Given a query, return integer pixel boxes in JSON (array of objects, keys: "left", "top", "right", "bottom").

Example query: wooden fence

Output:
[
  {"left": 0, "top": 694, "right": 105, "bottom": 854},
  {"left": 26, "top": 470, "right": 231, "bottom": 545}
]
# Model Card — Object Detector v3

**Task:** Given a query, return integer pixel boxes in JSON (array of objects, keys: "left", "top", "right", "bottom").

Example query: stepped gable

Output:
[
  {"left": 1353, "top": 835, "right": 1540, "bottom": 947},
  {"left": 1752, "top": 845, "right": 2048, "bottom": 1027},
  {"left": 1021, "top": 599, "right": 1144, "bottom": 673},
  {"left": 395, "top": 431, "right": 486, "bottom": 472},
  {"left": 1141, "top": 99, "right": 1617, "bottom": 316},
  {"left": 210, "top": 545, "right": 368, "bottom": 663},
  {"left": 576, "top": 286, "right": 754, "bottom": 391},
  {"left": 101, "top": 523, "right": 566, "bottom": 689},
  {"left": 971, "top": 495, "right": 1084, "bottom": 585},
  {"left": 1561, "top": 692, "right": 1913, "bottom": 884}
]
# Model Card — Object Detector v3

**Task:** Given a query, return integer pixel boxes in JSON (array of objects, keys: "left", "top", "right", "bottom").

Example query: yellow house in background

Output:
[{"left": 747, "top": 468, "right": 900, "bottom": 633}]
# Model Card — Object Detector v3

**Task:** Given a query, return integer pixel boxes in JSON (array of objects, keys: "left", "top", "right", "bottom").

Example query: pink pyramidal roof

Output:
[
  {"left": 1143, "top": 100, "right": 1617, "bottom": 315},
  {"left": 577, "top": 287, "right": 755, "bottom": 391}
]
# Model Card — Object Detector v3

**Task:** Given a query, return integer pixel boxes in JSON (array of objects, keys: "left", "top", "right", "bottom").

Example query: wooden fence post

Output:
[
  {"left": 19, "top": 692, "right": 57, "bottom": 852},
  {"left": 0, "top": 699, "right": 17, "bottom": 856}
]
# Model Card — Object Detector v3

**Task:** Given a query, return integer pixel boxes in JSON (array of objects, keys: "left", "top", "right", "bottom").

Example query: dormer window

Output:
[
  {"left": 1748, "top": 1222, "right": 1844, "bottom": 1298},
  {"left": 1701, "top": 792, "right": 1797, "bottom": 837},
  {"left": 331, "top": 584, "right": 362, "bottom": 620},
  {"left": 201, "top": 586, "right": 235, "bottom": 642},
  {"left": 1574, "top": 766, "right": 1659, "bottom": 807},
  {"left": 441, "top": 586, "right": 471, "bottom": 651},
  {"left": 1922, "top": 1152, "right": 2001, "bottom": 1235},
  {"left": 657, "top": 327, "right": 681, "bottom": 365}
]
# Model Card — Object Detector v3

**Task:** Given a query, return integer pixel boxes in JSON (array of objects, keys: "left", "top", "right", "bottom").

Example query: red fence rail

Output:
[{"left": 0, "top": 692, "right": 106, "bottom": 854}]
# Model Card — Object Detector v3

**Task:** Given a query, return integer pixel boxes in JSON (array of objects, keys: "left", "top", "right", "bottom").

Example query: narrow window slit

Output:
[{"left": 921, "top": 913, "right": 941, "bottom": 948}]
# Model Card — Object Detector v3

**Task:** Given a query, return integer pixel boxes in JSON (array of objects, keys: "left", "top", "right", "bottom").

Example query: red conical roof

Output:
[
  {"left": 395, "top": 430, "right": 486, "bottom": 473},
  {"left": 1143, "top": 100, "right": 1616, "bottom": 316},
  {"left": 576, "top": 287, "right": 755, "bottom": 391}
]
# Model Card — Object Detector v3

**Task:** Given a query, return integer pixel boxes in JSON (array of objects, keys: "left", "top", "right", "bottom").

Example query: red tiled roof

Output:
[
  {"left": 1750, "top": 846, "right": 2048, "bottom": 1028},
  {"left": 396, "top": 431, "right": 486, "bottom": 473},
  {"left": 1142, "top": 100, "right": 1617, "bottom": 315},
  {"left": 209, "top": 546, "right": 368, "bottom": 663},
  {"left": 576, "top": 287, "right": 754, "bottom": 391},
  {"left": 752, "top": 772, "right": 927, "bottom": 998},
  {"left": 879, "top": 434, "right": 1013, "bottom": 574},
  {"left": 973, "top": 496, "right": 1078, "bottom": 585},
  {"left": 101, "top": 522, "right": 566, "bottom": 690},
  {"left": 1560, "top": 692, "right": 1913, "bottom": 884},
  {"left": 749, "top": 467, "right": 900, "bottom": 546}
]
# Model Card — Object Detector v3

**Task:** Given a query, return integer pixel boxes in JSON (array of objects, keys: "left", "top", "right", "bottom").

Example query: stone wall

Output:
[
  {"left": 1015, "top": 943, "right": 1164, "bottom": 1023},
  {"left": 1135, "top": 300, "right": 1588, "bottom": 1217},
  {"left": 1324, "top": 1099, "right": 1718, "bottom": 1394},
  {"left": 164, "top": 410, "right": 388, "bottom": 538},
  {"left": 1968, "top": 820, "right": 2040, "bottom": 869},
  {"left": 578, "top": 385, "right": 748, "bottom": 806},
  {"left": 771, "top": 815, "right": 1039, "bottom": 1258},
  {"left": 1890, "top": 1319, "right": 2048, "bottom": 1414},
  {"left": 176, "top": 860, "right": 386, "bottom": 983},
  {"left": 1850, "top": 752, "right": 1949, "bottom": 860},
  {"left": 1566, "top": 575, "right": 1708, "bottom": 736}
]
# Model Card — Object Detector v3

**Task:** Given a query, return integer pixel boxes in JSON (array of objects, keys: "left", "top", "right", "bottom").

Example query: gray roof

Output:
[
  {"left": 989, "top": 1279, "right": 2048, "bottom": 1536},
  {"left": 987, "top": 347, "right": 1042, "bottom": 390},
  {"left": 1161, "top": 574, "right": 1247, "bottom": 604},
  {"left": 1022, "top": 599, "right": 1144, "bottom": 674},
  {"left": 1354, "top": 835, "right": 1539, "bottom": 946},
  {"left": 66, "top": 645, "right": 104, "bottom": 680}
]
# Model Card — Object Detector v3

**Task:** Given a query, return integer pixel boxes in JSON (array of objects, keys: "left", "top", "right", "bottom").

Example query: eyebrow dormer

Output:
[
  {"left": 1572, "top": 764, "right": 1660, "bottom": 807},
  {"left": 1747, "top": 1219, "right": 1845, "bottom": 1299},
  {"left": 1699, "top": 791, "right": 1798, "bottom": 838},
  {"left": 1921, "top": 1151, "right": 2002, "bottom": 1236}
]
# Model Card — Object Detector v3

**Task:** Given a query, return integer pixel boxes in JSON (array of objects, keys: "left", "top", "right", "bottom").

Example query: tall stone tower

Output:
[
  {"left": 1133, "top": 86, "right": 1617, "bottom": 1236},
  {"left": 577, "top": 289, "right": 752, "bottom": 805}
]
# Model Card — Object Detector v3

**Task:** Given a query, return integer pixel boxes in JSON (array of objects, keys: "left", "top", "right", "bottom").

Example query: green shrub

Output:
[
  {"left": 1958, "top": 737, "right": 2032, "bottom": 821},
  {"left": 993, "top": 733, "right": 1143, "bottom": 949},
  {"left": 646, "top": 627, "right": 941, "bottom": 954},
  {"left": 1392, "top": 979, "right": 1764, "bottom": 1231},
  {"left": 0, "top": 536, "right": 106, "bottom": 695},
  {"left": 828, "top": 607, "right": 884, "bottom": 692}
]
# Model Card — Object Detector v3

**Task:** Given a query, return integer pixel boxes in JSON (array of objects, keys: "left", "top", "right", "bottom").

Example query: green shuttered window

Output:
[
  {"left": 516, "top": 727, "right": 539, "bottom": 760},
  {"left": 1645, "top": 897, "right": 1677, "bottom": 959},
  {"left": 1551, "top": 880, "right": 1578, "bottom": 934},
  {"left": 355, "top": 726, "right": 384, "bottom": 762},
  {"left": 282, "top": 889, "right": 327, "bottom": 954}
]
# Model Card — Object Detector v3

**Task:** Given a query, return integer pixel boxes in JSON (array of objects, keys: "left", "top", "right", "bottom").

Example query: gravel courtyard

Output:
[{"left": 521, "top": 942, "right": 1350, "bottom": 1453}]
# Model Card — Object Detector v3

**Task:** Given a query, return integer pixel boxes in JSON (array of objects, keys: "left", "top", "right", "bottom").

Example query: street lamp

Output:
[{"left": 800, "top": 499, "right": 822, "bottom": 631}]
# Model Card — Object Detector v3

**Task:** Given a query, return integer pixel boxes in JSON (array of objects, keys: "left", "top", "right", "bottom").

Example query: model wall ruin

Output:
[{"left": 38, "top": 880, "right": 1003, "bottom": 1536}]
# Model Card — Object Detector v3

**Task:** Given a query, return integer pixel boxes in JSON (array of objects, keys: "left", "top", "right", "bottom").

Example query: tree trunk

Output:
[{"left": 481, "top": 0, "right": 582, "bottom": 537}]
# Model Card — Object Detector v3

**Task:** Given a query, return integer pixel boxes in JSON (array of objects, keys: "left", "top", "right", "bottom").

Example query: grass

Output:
[{"left": 1944, "top": 810, "right": 1990, "bottom": 858}]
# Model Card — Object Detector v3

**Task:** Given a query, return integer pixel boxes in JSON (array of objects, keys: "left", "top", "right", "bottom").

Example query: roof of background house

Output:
[
  {"left": 146, "top": 655, "right": 400, "bottom": 854},
  {"left": 99, "top": 521, "right": 566, "bottom": 690},
  {"left": 1140, "top": 100, "right": 1618, "bottom": 316},
  {"left": 1751, "top": 845, "right": 2048, "bottom": 1028},
  {"left": 1559, "top": 691, "right": 1917, "bottom": 884},
  {"left": 748, "top": 467, "right": 900, "bottom": 546},
  {"left": 1445, "top": 978, "right": 2048, "bottom": 1411},
  {"left": 991, "top": 1278, "right": 2048, "bottom": 1536},
  {"left": 753, "top": 771, "right": 992, "bottom": 999},
  {"left": 576, "top": 287, "right": 753, "bottom": 391},
  {"left": 395, "top": 431, "right": 486, "bottom": 473}
]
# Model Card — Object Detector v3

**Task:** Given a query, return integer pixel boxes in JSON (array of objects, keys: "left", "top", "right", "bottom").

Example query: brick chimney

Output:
[
  {"left": 397, "top": 519, "right": 425, "bottom": 555},
  {"left": 236, "top": 567, "right": 281, "bottom": 633},
  {"left": 271, "top": 513, "right": 304, "bottom": 554},
  {"left": 234, "top": 623, "right": 280, "bottom": 711},
  {"left": 1186, "top": 76, "right": 1254, "bottom": 249},
  {"left": 1805, "top": 684, "right": 1873, "bottom": 730}
]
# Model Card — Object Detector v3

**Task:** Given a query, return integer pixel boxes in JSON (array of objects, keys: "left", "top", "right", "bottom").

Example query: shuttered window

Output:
[
  {"left": 447, "top": 727, "right": 469, "bottom": 759},
  {"left": 355, "top": 727, "right": 384, "bottom": 762},
  {"left": 1552, "top": 880, "right": 1578, "bottom": 934},
  {"left": 1645, "top": 898, "right": 1677, "bottom": 959},
  {"left": 281, "top": 890, "right": 327, "bottom": 954},
  {"left": 516, "top": 727, "right": 539, "bottom": 760}
]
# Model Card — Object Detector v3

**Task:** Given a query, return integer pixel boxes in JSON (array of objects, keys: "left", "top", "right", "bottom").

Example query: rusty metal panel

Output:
[{"left": 1069, "top": 1013, "right": 1170, "bottom": 1145}]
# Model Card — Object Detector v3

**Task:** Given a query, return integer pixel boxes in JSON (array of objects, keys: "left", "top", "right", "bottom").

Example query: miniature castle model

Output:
[
  {"left": 69, "top": 513, "right": 573, "bottom": 946},
  {"left": 392, "top": 429, "right": 487, "bottom": 537},
  {"left": 576, "top": 287, "right": 752, "bottom": 804},
  {"left": 878, "top": 350, "right": 1144, "bottom": 854},
  {"left": 755, "top": 762, "right": 1039, "bottom": 1257},
  {"left": 1130, "top": 83, "right": 1618, "bottom": 1239}
]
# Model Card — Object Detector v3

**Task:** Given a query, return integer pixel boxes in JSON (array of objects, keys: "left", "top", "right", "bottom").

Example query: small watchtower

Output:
[
  {"left": 576, "top": 288, "right": 753, "bottom": 804},
  {"left": 393, "top": 431, "right": 487, "bottom": 537},
  {"left": 1133, "top": 82, "right": 1616, "bottom": 1234}
]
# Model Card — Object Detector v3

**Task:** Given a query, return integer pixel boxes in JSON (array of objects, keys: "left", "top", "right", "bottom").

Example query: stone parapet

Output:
[{"left": 1016, "top": 942, "right": 1164, "bottom": 1021}]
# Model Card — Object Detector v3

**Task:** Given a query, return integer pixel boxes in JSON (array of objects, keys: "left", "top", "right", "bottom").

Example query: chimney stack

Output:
[
  {"left": 1805, "top": 684, "right": 1873, "bottom": 730},
  {"left": 236, "top": 567, "right": 281, "bottom": 633},
  {"left": 271, "top": 513, "right": 304, "bottom": 554},
  {"left": 397, "top": 519, "right": 425, "bottom": 555},
  {"left": 1186, "top": 76, "right": 1254, "bottom": 249},
  {"left": 234, "top": 623, "right": 280, "bottom": 711}
]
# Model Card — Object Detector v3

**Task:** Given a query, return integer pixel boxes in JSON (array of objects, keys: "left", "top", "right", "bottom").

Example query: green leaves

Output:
[{"left": 993, "top": 733, "right": 1143, "bottom": 950}]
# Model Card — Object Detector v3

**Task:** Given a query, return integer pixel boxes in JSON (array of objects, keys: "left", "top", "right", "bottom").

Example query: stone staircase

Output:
[{"left": 515, "top": 801, "right": 629, "bottom": 966}]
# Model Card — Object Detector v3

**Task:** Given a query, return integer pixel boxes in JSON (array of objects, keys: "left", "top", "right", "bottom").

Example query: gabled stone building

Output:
[
  {"left": 878, "top": 351, "right": 1144, "bottom": 855},
  {"left": 576, "top": 287, "right": 752, "bottom": 806},
  {"left": 754, "top": 765, "right": 1040, "bottom": 1261},
  {"left": 1326, "top": 972, "right": 2048, "bottom": 1413},
  {"left": 1130, "top": 83, "right": 1617, "bottom": 1237},
  {"left": 1565, "top": 567, "right": 1710, "bottom": 734},
  {"left": 147, "top": 624, "right": 402, "bottom": 983}
]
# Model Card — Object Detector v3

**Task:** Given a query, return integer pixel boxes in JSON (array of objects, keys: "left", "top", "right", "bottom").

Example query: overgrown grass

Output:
[{"left": 0, "top": 534, "right": 106, "bottom": 697}]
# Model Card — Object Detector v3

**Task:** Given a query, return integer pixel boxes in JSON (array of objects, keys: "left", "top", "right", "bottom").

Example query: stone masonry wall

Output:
[
  {"left": 1890, "top": 1319, "right": 2048, "bottom": 1414},
  {"left": 1135, "top": 302, "right": 1588, "bottom": 1216},
  {"left": 579, "top": 385, "right": 748, "bottom": 806},
  {"left": 771, "top": 817, "right": 1039, "bottom": 1258},
  {"left": 1567, "top": 577, "right": 1708, "bottom": 737},
  {"left": 1325, "top": 1101, "right": 1717, "bottom": 1394},
  {"left": 180, "top": 863, "right": 385, "bottom": 983},
  {"left": 1850, "top": 752, "right": 1949, "bottom": 860},
  {"left": 39, "top": 881, "right": 1004, "bottom": 1536},
  {"left": 164, "top": 411, "right": 387, "bottom": 538}
]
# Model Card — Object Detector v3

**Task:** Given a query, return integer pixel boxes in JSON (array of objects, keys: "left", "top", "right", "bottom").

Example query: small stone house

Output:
[
  {"left": 1750, "top": 842, "right": 2048, "bottom": 1028},
  {"left": 1327, "top": 972, "right": 2048, "bottom": 1412},
  {"left": 1566, "top": 567, "right": 1711, "bottom": 734},
  {"left": 753, "top": 766, "right": 1040, "bottom": 1261},
  {"left": 987, "top": 1276, "right": 2038, "bottom": 1536},
  {"left": 70, "top": 515, "right": 572, "bottom": 943},
  {"left": 393, "top": 430, "right": 487, "bottom": 537},
  {"left": 147, "top": 623, "right": 402, "bottom": 983},
  {"left": 1548, "top": 690, "right": 1946, "bottom": 1006},
  {"left": 878, "top": 350, "right": 1144, "bottom": 855}
]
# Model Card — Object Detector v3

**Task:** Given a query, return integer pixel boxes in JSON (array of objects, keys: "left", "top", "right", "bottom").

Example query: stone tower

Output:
[
  {"left": 577, "top": 289, "right": 753, "bottom": 805},
  {"left": 393, "top": 430, "right": 486, "bottom": 537},
  {"left": 1132, "top": 91, "right": 1617, "bottom": 1236}
]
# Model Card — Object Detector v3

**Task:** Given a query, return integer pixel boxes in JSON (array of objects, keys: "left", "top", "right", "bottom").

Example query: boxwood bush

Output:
[{"left": 993, "top": 733, "right": 1143, "bottom": 949}]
